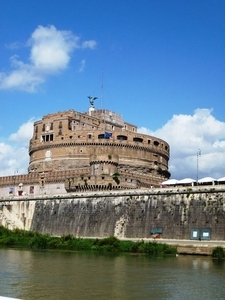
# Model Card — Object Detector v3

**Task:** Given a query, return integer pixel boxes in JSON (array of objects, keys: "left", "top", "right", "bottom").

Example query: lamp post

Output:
[{"left": 196, "top": 149, "right": 201, "bottom": 185}]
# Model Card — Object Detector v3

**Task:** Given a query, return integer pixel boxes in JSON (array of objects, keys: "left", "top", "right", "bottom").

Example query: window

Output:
[
  {"left": 133, "top": 137, "right": 143, "bottom": 143},
  {"left": 68, "top": 119, "right": 72, "bottom": 130},
  {"left": 117, "top": 135, "right": 127, "bottom": 140},
  {"left": 98, "top": 134, "right": 105, "bottom": 139},
  {"left": 42, "top": 134, "right": 54, "bottom": 142}
]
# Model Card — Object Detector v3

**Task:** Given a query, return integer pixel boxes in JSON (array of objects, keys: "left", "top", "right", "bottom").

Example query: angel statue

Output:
[{"left": 88, "top": 96, "right": 97, "bottom": 107}]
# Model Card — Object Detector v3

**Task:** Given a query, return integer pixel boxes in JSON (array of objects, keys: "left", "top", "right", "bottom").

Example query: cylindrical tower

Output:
[{"left": 28, "top": 108, "right": 170, "bottom": 188}]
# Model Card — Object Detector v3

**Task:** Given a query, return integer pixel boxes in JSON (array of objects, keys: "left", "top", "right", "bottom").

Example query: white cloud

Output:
[
  {"left": 0, "top": 143, "right": 29, "bottom": 176},
  {"left": 82, "top": 40, "right": 97, "bottom": 49},
  {"left": 0, "top": 120, "right": 33, "bottom": 175},
  {"left": 138, "top": 108, "right": 225, "bottom": 180},
  {"left": 9, "top": 119, "right": 34, "bottom": 146},
  {"left": 29, "top": 25, "right": 78, "bottom": 73},
  {"left": 79, "top": 59, "right": 86, "bottom": 72},
  {"left": 0, "top": 25, "right": 97, "bottom": 92}
]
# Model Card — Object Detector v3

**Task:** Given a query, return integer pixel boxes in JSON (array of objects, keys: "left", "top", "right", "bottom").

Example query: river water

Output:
[{"left": 0, "top": 249, "right": 225, "bottom": 300}]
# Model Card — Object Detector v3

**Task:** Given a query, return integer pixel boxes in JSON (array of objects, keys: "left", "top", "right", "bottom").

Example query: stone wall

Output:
[{"left": 0, "top": 186, "right": 225, "bottom": 240}]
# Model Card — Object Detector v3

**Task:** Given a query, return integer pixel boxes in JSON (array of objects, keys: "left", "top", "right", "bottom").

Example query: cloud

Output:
[
  {"left": 82, "top": 40, "right": 97, "bottom": 49},
  {"left": 9, "top": 119, "right": 34, "bottom": 146},
  {"left": 79, "top": 59, "right": 86, "bottom": 72},
  {"left": 138, "top": 108, "right": 225, "bottom": 180},
  {"left": 0, "top": 143, "right": 29, "bottom": 176},
  {"left": 0, "top": 25, "right": 97, "bottom": 92},
  {"left": 0, "top": 120, "right": 33, "bottom": 175}
]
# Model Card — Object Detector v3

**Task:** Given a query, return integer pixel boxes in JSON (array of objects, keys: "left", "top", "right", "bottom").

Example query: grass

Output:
[{"left": 0, "top": 226, "right": 177, "bottom": 256}]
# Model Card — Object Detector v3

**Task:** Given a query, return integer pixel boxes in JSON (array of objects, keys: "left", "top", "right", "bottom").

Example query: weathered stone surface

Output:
[{"left": 1, "top": 188, "right": 225, "bottom": 241}]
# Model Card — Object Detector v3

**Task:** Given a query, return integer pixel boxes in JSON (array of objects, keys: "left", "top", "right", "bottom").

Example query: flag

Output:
[{"left": 104, "top": 132, "right": 112, "bottom": 139}]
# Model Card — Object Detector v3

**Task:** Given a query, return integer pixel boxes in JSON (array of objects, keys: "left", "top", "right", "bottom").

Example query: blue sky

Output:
[{"left": 0, "top": 0, "right": 224, "bottom": 180}]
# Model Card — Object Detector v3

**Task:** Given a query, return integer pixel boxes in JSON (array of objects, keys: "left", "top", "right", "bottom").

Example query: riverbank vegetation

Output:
[
  {"left": 0, "top": 226, "right": 177, "bottom": 256},
  {"left": 212, "top": 246, "right": 225, "bottom": 261}
]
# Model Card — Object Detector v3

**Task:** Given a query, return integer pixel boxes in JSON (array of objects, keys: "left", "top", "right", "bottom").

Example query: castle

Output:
[
  {"left": 0, "top": 98, "right": 170, "bottom": 196},
  {"left": 1, "top": 100, "right": 225, "bottom": 244}
]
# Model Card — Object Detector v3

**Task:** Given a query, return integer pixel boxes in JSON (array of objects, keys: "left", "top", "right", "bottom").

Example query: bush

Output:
[
  {"left": 29, "top": 235, "right": 49, "bottom": 249},
  {"left": 212, "top": 246, "right": 225, "bottom": 260},
  {"left": 93, "top": 236, "right": 120, "bottom": 252},
  {"left": 0, "top": 226, "right": 176, "bottom": 256}
]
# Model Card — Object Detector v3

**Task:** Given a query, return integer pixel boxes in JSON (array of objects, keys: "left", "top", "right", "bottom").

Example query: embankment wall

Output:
[{"left": 0, "top": 186, "right": 225, "bottom": 240}]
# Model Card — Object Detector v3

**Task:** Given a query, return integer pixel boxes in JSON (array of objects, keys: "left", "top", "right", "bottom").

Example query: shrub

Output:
[
  {"left": 93, "top": 236, "right": 120, "bottom": 252},
  {"left": 0, "top": 226, "right": 177, "bottom": 256},
  {"left": 212, "top": 246, "right": 225, "bottom": 260},
  {"left": 29, "top": 235, "right": 48, "bottom": 249}
]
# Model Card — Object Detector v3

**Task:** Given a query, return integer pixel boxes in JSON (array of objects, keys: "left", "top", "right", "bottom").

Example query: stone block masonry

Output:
[{"left": 0, "top": 186, "right": 225, "bottom": 241}]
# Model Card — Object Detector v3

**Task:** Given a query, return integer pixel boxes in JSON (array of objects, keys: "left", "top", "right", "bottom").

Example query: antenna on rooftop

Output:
[{"left": 101, "top": 70, "right": 104, "bottom": 110}]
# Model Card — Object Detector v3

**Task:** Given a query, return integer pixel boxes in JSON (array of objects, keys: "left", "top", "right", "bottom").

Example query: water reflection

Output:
[{"left": 0, "top": 249, "right": 225, "bottom": 300}]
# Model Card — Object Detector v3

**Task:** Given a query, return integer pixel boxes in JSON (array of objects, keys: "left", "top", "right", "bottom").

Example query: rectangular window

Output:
[
  {"left": 42, "top": 134, "right": 54, "bottom": 142},
  {"left": 30, "top": 186, "right": 34, "bottom": 194}
]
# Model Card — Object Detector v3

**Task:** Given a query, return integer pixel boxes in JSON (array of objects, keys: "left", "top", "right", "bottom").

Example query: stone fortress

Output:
[
  {"left": 0, "top": 97, "right": 170, "bottom": 196},
  {"left": 0, "top": 98, "right": 225, "bottom": 246}
]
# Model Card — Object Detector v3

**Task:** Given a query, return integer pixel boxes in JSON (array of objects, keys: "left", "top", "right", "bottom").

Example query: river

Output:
[{"left": 0, "top": 249, "right": 225, "bottom": 300}]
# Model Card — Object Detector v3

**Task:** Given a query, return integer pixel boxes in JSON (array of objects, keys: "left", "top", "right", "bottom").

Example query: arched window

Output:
[
  {"left": 133, "top": 137, "right": 143, "bottom": 143},
  {"left": 117, "top": 135, "right": 127, "bottom": 140}
]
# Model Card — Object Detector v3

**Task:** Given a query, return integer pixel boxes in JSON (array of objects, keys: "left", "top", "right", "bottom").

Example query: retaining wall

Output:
[{"left": 0, "top": 186, "right": 225, "bottom": 240}]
